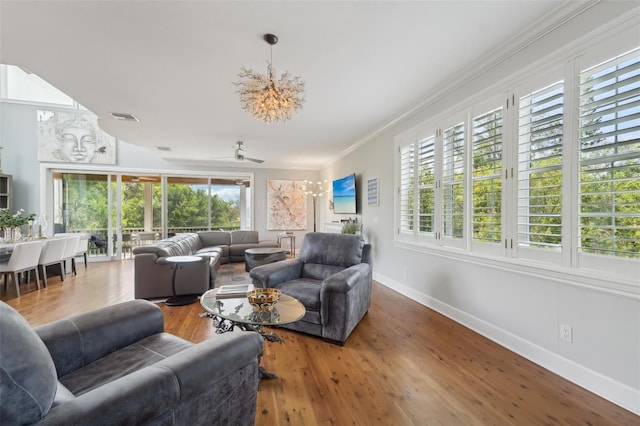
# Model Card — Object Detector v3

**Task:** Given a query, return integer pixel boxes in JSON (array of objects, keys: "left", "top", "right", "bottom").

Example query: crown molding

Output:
[{"left": 325, "top": 0, "right": 604, "bottom": 168}]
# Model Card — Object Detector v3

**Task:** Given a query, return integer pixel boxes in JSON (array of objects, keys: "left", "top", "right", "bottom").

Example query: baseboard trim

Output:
[{"left": 372, "top": 271, "right": 640, "bottom": 416}]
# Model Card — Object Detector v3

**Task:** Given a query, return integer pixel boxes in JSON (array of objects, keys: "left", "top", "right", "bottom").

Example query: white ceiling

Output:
[{"left": 1, "top": 0, "right": 581, "bottom": 170}]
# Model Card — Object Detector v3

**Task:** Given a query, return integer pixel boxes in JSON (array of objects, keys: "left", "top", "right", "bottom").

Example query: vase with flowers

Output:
[{"left": 0, "top": 208, "right": 36, "bottom": 242}]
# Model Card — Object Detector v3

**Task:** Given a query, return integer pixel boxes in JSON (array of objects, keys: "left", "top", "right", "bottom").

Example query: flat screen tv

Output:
[{"left": 332, "top": 173, "right": 357, "bottom": 214}]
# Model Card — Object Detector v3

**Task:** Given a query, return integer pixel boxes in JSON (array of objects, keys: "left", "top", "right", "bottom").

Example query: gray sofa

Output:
[
  {"left": 0, "top": 300, "right": 264, "bottom": 425},
  {"left": 198, "top": 230, "right": 279, "bottom": 263},
  {"left": 250, "top": 232, "right": 372, "bottom": 345},
  {"left": 133, "top": 231, "right": 278, "bottom": 300}
]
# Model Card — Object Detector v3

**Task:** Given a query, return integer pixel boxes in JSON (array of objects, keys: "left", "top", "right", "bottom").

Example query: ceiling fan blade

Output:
[
  {"left": 209, "top": 157, "right": 236, "bottom": 161},
  {"left": 244, "top": 157, "right": 264, "bottom": 164}
]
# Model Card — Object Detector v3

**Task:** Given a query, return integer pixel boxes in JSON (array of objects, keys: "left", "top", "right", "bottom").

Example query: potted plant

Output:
[
  {"left": 341, "top": 221, "right": 362, "bottom": 235},
  {"left": 0, "top": 208, "right": 36, "bottom": 241}
]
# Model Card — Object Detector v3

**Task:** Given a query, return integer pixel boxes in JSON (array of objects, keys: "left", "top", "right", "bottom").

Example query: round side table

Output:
[{"left": 164, "top": 255, "right": 202, "bottom": 306}]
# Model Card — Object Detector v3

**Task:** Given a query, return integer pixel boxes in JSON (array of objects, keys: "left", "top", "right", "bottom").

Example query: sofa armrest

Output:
[
  {"left": 35, "top": 300, "right": 164, "bottom": 377},
  {"left": 249, "top": 259, "right": 303, "bottom": 288},
  {"left": 38, "top": 332, "right": 264, "bottom": 426}
]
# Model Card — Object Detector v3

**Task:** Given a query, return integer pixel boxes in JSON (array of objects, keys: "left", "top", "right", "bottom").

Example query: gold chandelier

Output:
[{"left": 235, "top": 34, "right": 305, "bottom": 123}]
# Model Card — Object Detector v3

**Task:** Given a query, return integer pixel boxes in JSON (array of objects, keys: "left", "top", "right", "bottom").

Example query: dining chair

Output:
[
  {"left": 74, "top": 233, "right": 90, "bottom": 269},
  {"left": 38, "top": 238, "right": 67, "bottom": 288},
  {"left": 0, "top": 240, "right": 45, "bottom": 297},
  {"left": 54, "top": 232, "right": 90, "bottom": 270},
  {"left": 60, "top": 236, "right": 80, "bottom": 277}
]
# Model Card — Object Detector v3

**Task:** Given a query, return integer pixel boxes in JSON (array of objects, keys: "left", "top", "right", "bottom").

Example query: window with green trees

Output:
[
  {"left": 578, "top": 50, "right": 639, "bottom": 259},
  {"left": 418, "top": 135, "right": 436, "bottom": 234},
  {"left": 395, "top": 40, "right": 639, "bottom": 279},
  {"left": 442, "top": 122, "right": 465, "bottom": 241},
  {"left": 472, "top": 107, "right": 503, "bottom": 245},
  {"left": 54, "top": 173, "right": 246, "bottom": 238},
  {"left": 518, "top": 81, "right": 564, "bottom": 251}
]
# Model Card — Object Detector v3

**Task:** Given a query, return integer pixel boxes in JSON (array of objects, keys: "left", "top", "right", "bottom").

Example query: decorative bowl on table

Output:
[{"left": 247, "top": 288, "right": 281, "bottom": 311}]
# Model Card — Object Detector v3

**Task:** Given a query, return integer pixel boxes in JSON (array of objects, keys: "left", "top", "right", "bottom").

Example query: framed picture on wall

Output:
[
  {"left": 266, "top": 179, "right": 307, "bottom": 230},
  {"left": 367, "top": 177, "right": 379, "bottom": 206}
]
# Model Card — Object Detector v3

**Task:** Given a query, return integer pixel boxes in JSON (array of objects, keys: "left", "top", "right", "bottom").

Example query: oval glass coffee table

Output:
[{"left": 200, "top": 288, "right": 305, "bottom": 379}]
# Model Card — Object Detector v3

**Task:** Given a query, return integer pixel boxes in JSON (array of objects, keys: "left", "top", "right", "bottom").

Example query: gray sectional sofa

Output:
[{"left": 133, "top": 231, "right": 278, "bottom": 300}]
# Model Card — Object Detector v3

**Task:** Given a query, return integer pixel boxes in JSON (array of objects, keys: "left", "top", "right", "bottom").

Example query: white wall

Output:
[
  {"left": 0, "top": 102, "right": 320, "bottom": 242},
  {"left": 322, "top": 3, "right": 640, "bottom": 415}
]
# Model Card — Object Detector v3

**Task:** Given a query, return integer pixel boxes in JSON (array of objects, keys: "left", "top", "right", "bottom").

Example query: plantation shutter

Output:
[
  {"left": 418, "top": 136, "right": 436, "bottom": 234},
  {"left": 399, "top": 143, "right": 415, "bottom": 233},
  {"left": 442, "top": 123, "right": 465, "bottom": 240},
  {"left": 517, "top": 81, "right": 564, "bottom": 251},
  {"left": 578, "top": 49, "right": 640, "bottom": 259},
  {"left": 472, "top": 107, "right": 503, "bottom": 244}
]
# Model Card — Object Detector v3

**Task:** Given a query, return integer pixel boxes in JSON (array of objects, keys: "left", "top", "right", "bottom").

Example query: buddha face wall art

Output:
[{"left": 37, "top": 110, "right": 116, "bottom": 164}]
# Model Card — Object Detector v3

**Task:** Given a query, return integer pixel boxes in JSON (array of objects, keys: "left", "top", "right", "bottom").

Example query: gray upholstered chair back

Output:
[
  {"left": 299, "top": 233, "right": 365, "bottom": 281},
  {"left": 299, "top": 233, "right": 364, "bottom": 266}
]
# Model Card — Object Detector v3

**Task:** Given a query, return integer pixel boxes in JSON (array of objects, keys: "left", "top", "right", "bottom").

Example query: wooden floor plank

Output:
[{"left": 2, "top": 260, "right": 638, "bottom": 425}]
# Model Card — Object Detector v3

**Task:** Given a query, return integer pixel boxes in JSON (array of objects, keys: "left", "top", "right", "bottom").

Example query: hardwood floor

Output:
[{"left": 2, "top": 261, "right": 638, "bottom": 425}]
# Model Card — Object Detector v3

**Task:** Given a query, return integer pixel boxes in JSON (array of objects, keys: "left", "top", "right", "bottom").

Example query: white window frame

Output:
[
  {"left": 393, "top": 17, "right": 640, "bottom": 287},
  {"left": 439, "top": 111, "right": 468, "bottom": 250},
  {"left": 513, "top": 66, "right": 567, "bottom": 265},
  {"left": 469, "top": 96, "right": 508, "bottom": 257}
]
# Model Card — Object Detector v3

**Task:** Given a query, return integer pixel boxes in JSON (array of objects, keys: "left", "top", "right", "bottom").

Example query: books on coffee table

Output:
[{"left": 215, "top": 284, "right": 254, "bottom": 299}]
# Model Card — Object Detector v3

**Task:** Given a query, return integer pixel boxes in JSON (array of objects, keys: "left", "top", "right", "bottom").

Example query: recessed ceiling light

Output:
[
  {"left": 110, "top": 112, "right": 139, "bottom": 121},
  {"left": 156, "top": 146, "right": 172, "bottom": 152}
]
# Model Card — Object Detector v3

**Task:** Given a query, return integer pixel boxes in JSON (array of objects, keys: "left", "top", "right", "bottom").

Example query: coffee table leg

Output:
[
  {"left": 244, "top": 323, "right": 284, "bottom": 343},
  {"left": 251, "top": 324, "right": 279, "bottom": 380},
  {"left": 201, "top": 312, "right": 280, "bottom": 379}
]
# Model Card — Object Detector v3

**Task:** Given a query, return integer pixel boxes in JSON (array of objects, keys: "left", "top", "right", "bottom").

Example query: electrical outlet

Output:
[{"left": 560, "top": 324, "right": 573, "bottom": 342}]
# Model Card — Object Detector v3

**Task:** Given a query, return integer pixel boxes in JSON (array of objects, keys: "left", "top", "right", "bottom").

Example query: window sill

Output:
[{"left": 393, "top": 239, "right": 640, "bottom": 299}]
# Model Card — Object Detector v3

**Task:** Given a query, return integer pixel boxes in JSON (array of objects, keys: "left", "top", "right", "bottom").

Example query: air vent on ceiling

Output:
[
  {"left": 110, "top": 112, "right": 139, "bottom": 121},
  {"left": 156, "top": 146, "right": 172, "bottom": 152}
]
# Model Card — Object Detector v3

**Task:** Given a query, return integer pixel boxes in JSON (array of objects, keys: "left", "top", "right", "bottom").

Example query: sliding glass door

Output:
[
  {"left": 53, "top": 172, "right": 112, "bottom": 259},
  {"left": 51, "top": 170, "right": 253, "bottom": 261}
]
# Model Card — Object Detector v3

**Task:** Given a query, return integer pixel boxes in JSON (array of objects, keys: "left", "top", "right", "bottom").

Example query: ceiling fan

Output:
[
  {"left": 211, "top": 141, "right": 264, "bottom": 164},
  {"left": 233, "top": 141, "right": 264, "bottom": 163}
]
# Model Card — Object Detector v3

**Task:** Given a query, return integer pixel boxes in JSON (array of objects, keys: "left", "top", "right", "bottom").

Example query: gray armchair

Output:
[
  {"left": 250, "top": 232, "right": 372, "bottom": 345},
  {"left": 0, "top": 300, "right": 263, "bottom": 425}
]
